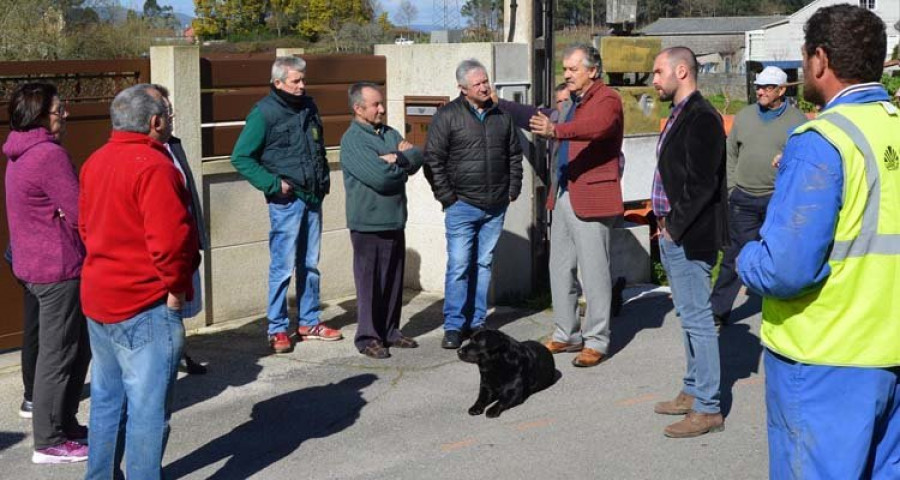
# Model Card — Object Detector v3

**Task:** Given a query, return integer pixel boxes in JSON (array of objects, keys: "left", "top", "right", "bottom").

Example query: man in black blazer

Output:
[
  {"left": 648, "top": 47, "right": 728, "bottom": 438},
  {"left": 167, "top": 134, "right": 208, "bottom": 375}
]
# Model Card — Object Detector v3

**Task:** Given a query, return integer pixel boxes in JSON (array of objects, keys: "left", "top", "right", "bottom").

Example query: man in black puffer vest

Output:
[{"left": 424, "top": 58, "right": 524, "bottom": 349}]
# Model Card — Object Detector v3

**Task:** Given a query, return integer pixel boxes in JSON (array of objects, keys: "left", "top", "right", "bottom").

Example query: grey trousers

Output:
[
  {"left": 549, "top": 192, "right": 614, "bottom": 353},
  {"left": 25, "top": 279, "right": 91, "bottom": 449}
]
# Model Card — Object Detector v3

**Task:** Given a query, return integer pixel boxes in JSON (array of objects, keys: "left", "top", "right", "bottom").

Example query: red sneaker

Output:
[
  {"left": 296, "top": 323, "right": 343, "bottom": 341},
  {"left": 268, "top": 332, "right": 293, "bottom": 353}
]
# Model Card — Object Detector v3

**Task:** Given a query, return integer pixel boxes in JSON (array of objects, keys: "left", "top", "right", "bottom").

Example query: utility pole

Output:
[{"left": 591, "top": 0, "right": 595, "bottom": 32}]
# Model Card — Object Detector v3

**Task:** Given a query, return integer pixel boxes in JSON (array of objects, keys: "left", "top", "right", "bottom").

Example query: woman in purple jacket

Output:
[{"left": 4, "top": 83, "right": 91, "bottom": 464}]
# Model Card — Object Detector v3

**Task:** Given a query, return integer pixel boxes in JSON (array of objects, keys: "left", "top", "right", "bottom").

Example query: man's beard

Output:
[{"left": 803, "top": 76, "right": 825, "bottom": 107}]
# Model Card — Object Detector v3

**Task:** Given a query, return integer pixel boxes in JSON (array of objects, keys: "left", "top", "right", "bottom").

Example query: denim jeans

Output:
[
  {"left": 710, "top": 188, "right": 771, "bottom": 319},
  {"left": 659, "top": 237, "right": 721, "bottom": 413},
  {"left": 85, "top": 302, "right": 184, "bottom": 480},
  {"left": 765, "top": 350, "right": 900, "bottom": 479},
  {"left": 443, "top": 200, "right": 507, "bottom": 332},
  {"left": 267, "top": 196, "right": 322, "bottom": 335}
]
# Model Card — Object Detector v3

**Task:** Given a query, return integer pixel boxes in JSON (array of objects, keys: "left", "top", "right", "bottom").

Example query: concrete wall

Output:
[
  {"left": 698, "top": 73, "right": 748, "bottom": 101},
  {"left": 154, "top": 44, "right": 657, "bottom": 326},
  {"left": 374, "top": 43, "right": 539, "bottom": 302}
]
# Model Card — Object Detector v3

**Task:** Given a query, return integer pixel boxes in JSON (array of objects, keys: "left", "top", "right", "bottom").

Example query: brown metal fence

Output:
[
  {"left": 200, "top": 53, "right": 386, "bottom": 157},
  {"left": 0, "top": 59, "right": 150, "bottom": 349}
]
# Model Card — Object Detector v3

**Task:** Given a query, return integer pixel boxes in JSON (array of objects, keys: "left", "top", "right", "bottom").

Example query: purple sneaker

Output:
[{"left": 32, "top": 441, "right": 89, "bottom": 464}]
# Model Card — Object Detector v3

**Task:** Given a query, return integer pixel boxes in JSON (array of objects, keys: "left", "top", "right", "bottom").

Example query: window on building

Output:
[{"left": 859, "top": 0, "right": 876, "bottom": 10}]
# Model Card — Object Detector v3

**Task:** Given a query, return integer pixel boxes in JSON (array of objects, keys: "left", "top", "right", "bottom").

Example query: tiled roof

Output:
[{"left": 640, "top": 16, "right": 785, "bottom": 35}]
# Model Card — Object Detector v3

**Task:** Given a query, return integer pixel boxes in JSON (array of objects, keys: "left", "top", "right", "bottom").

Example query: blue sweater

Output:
[{"left": 737, "top": 83, "right": 890, "bottom": 298}]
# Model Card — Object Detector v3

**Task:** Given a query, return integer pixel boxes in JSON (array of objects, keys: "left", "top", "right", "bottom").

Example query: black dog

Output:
[{"left": 457, "top": 329, "right": 556, "bottom": 418}]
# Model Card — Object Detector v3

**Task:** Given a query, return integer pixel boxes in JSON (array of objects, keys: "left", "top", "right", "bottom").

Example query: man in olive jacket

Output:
[
  {"left": 424, "top": 58, "right": 524, "bottom": 349},
  {"left": 340, "top": 83, "right": 423, "bottom": 359},
  {"left": 231, "top": 56, "right": 343, "bottom": 354}
]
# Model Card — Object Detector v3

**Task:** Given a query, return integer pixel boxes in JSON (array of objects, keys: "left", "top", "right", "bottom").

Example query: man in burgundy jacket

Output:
[
  {"left": 530, "top": 44, "right": 625, "bottom": 367},
  {"left": 79, "top": 84, "right": 200, "bottom": 478}
]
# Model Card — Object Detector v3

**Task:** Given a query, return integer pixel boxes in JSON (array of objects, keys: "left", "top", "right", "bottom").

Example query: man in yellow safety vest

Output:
[{"left": 738, "top": 5, "right": 900, "bottom": 478}]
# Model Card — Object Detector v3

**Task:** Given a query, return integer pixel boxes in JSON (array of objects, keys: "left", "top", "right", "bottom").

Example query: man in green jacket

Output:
[
  {"left": 709, "top": 66, "right": 808, "bottom": 329},
  {"left": 231, "top": 56, "right": 343, "bottom": 354},
  {"left": 340, "top": 82, "right": 424, "bottom": 359}
]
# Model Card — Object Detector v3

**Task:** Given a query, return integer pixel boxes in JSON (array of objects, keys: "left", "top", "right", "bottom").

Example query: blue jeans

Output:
[
  {"left": 85, "top": 302, "right": 184, "bottom": 480},
  {"left": 765, "top": 350, "right": 900, "bottom": 479},
  {"left": 443, "top": 200, "right": 507, "bottom": 332},
  {"left": 659, "top": 237, "right": 721, "bottom": 413},
  {"left": 267, "top": 196, "right": 322, "bottom": 335}
]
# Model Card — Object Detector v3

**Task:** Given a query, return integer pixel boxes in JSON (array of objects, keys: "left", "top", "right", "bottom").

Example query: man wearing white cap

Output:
[{"left": 708, "top": 66, "right": 807, "bottom": 329}]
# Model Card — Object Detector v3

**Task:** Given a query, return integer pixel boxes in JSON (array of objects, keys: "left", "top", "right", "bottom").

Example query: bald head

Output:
[
  {"left": 660, "top": 47, "right": 698, "bottom": 80},
  {"left": 652, "top": 46, "right": 699, "bottom": 103}
]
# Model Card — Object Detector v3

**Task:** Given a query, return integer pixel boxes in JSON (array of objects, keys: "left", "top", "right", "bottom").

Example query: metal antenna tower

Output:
[{"left": 432, "top": 0, "right": 462, "bottom": 30}]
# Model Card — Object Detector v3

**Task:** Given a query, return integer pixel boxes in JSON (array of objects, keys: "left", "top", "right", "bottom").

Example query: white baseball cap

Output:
[{"left": 754, "top": 66, "right": 788, "bottom": 86}]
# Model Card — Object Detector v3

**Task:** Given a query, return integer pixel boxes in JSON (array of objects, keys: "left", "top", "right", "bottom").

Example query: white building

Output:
[{"left": 746, "top": 0, "right": 900, "bottom": 63}]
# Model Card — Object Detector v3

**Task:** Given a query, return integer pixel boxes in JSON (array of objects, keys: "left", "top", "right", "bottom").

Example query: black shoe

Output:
[
  {"left": 611, "top": 276, "right": 626, "bottom": 317},
  {"left": 18, "top": 400, "right": 32, "bottom": 419},
  {"left": 465, "top": 325, "right": 488, "bottom": 339},
  {"left": 714, "top": 313, "right": 729, "bottom": 332},
  {"left": 442, "top": 330, "right": 462, "bottom": 349},
  {"left": 179, "top": 354, "right": 207, "bottom": 375}
]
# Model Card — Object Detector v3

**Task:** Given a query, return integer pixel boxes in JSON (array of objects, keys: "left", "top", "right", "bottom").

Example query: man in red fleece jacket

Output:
[{"left": 79, "top": 84, "right": 200, "bottom": 479}]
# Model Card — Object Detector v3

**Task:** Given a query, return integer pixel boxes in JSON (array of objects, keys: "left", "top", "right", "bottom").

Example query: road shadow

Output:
[
  {"left": 728, "top": 293, "right": 763, "bottom": 324},
  {"left": 171, "top": 318, "right": 267, "bottom": 413},
  {"left": 165, "top": 373, "right": 377, "bottom": 479},
  {"left": 607, "top": 289, "right": 672, "bottom": 357},
  {"left": 718, "top": 323, "right": 763, "bottom": 417},
  {"left": 0, "top": 431, "right": 25, "bottom": 452}
]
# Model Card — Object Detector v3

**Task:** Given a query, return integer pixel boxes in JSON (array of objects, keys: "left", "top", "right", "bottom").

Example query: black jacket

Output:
[
  {"left": 657, "top": 92, "right": 728, "bottom": 263},
  {"left": 423, "top": 95, "right": 523, "bottom": 209}
]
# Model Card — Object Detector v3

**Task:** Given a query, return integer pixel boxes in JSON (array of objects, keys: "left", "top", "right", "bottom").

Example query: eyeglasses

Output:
[{"left": 755, "top": 85, "right": 780, "bottom": 92}]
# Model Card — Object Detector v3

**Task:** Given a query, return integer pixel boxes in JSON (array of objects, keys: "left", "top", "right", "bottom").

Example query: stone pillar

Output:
[
  {"left": 150, "top": 45, "right": 208, "bottom": 329},
  {"left": 275, "top": 48, "right": 306, "bottom": 57},
  {"left": 504, "top": 0, "right": 534, "bottom": 88}
]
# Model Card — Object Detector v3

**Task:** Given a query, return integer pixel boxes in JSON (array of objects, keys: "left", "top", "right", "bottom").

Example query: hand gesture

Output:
[
  {"left": 380, "top": 153, "right": 398, "bottom": 164},
  {"left": 280, "top": 179, "right": 293, "bottom": 197},
  {"left": 529, "top": 112, "right": 554, "bottom": 138}
]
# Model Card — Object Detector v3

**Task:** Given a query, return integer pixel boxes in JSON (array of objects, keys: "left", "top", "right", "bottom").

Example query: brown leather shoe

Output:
[
  {"left": 544, "top": 340, "right": 584, "bottom": 354},
  {"left": 664, "top": 411, "right": 725, "bottom": 438},
  {"left": 360, "top": 340, "right": 391, "bottom": 359},
  {"left": 654, "top": 391, "right": 695, "bottom": 415},
  {"left": 390, "top": 336, "right": 419, "bottom": 349},
  {"left": 572, "top": 348, "right": 606, "bottom": 367}
]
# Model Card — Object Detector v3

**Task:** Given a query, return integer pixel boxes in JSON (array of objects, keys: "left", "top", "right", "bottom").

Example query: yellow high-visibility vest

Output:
[{"left": 762, "top": 101, "right": 900, "bottom": 367}]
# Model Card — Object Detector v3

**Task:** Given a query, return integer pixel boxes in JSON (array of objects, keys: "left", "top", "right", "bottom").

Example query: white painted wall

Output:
[
  {"left": 374, "top": 43, "right": 539, "bottom": 300},
  {"left": 748, "top": 0, "right": 900, "bottom": 62}
]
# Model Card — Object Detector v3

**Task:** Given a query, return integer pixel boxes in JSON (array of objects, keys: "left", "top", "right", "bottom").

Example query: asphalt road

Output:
[{"left": 0, "top": 287, "right": 768, "bottom": 479}]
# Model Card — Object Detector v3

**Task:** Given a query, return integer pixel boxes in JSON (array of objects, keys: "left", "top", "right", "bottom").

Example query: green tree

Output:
[
  {"left": 192, "top": 0, "right": 267, "bottom": 39},
  {"left": 461, "top": 0, "right": 502, "bottom": 40},
  {"left": 291, "top": 0, "right": 373, "bottom": 42},
  {"left": 143, "top": 0, "right": 177, "bottom": 29}
]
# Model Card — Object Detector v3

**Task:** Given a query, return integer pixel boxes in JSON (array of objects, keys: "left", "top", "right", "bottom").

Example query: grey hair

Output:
[
  {"left": 348, "top": 82, "right": 380, "bottom": 111},
  {"left": 271, "top": 56, "right": 307, "bottom": 83},
  {"left": 110, "top": 83, "right": 167, "bottom": 133},
  {"left": 455, "top": 58, "right": 487, "bottom": 87},
  {"left": 563, "top": 43, "right": 603, "bottom": 78}
]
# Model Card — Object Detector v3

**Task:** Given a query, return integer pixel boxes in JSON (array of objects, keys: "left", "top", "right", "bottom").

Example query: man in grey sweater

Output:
[{"left": 710, "top": 66, "right": 808, "bottom": 328}]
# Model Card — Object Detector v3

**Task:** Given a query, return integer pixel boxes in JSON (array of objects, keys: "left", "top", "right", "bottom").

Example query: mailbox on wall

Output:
[{"left": 404, "top": 96, "right": 449, "bottom": 148}]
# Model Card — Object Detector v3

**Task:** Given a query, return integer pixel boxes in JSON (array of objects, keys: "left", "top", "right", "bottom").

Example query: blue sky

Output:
[{"left": 158, "top": 0, "right": 440, "bottom": 25}]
